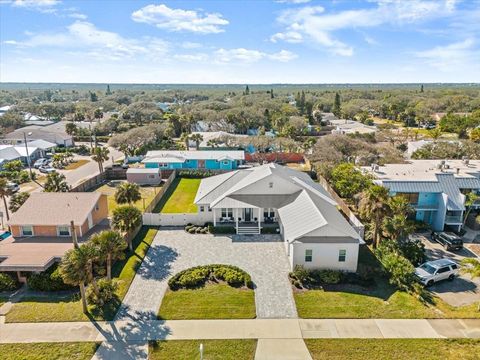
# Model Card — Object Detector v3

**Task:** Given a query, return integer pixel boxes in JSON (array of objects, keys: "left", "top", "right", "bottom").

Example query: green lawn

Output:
[
  {"left": 295, "top": 246, "right": 480, "bottom": 319},
  {"left": 158, "top": 283, "right": 256, "bottom": 320},
  {"left": 149, "top": 340, "right": 257, "bottom": 360},
  {"left": 154, "top": 178, "right": 201, "bottom": 213},
  {"left": 5, "top": 227, "right": 157, "bottom": 323},
  {"left": 64, "top": 159, "right": 90, "bottom": 170},
  {"left": 95, "top": 182, "right": 162, "bottom": 215},
  {"left": 1, "top": 342, "right": 99, "bottom": 360},
  {"left": 305, "top": 339, "right": 480, "bottom": 360}
]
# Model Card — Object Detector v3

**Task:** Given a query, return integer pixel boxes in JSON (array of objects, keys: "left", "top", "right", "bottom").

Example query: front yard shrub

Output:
[
  {"left": 211, "top": 226, "right": 236, "bottom": 234},
  {"left": 177, "top": 170, "right": 218, "bottom": 178},
  {"left": 0, "top": 272, "right": 17, "bottom": 291},
  {"left": 27, "top": 264, "right": 74, "bottom": 292},
  {"left": 399, "top": 239, "right": 426, "bottom": 266},
  {"left": 168, "top": 265, "right": 253, "bottom": 290},
  {"left": 185, "top": 224, "right": 210, "bottom": 234},
  {"left": 86, "top": 278, "right": 119, "bottom": 307},
  {"left": 375, "top": 241, "right": 416, "bottom": 291},
  {"left": 290, "top": 266, "right": 344, "bottom": 287},
  {"left": 261, "top": 227, "right": 280, "bottom": 234}
]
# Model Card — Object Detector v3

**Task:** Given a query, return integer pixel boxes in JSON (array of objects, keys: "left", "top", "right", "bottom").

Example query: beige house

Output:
[{"left": 1, "top": 193, "right": 109, "bottom": 276}]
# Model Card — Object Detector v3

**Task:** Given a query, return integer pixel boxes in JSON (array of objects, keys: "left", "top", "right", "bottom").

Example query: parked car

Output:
[
  {"left": 34, "top": 158, "right": 49, "bottom": 169},
  {"left": 6, "top": 182, "right": 19, "bottom": 193},
  {"left": 415, "top": 259, "right": 459, "bottom": 286},
  {"left": 431, "top": 231, "right": 463, "bottom": 251},
  {"left": 111, "top": 163, "right": 129, "bottom": 169},
  {"left": 39, "top": 165, "right": 56, "bottom": 174}
]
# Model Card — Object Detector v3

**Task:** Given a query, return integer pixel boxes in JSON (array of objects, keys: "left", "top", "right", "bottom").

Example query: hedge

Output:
[
  {"left": 168, "top": 264, "right": 253, "bottom": 290},
  {"left": 0, "top": 272, "right": 18, "bottom": 291},
  {"left": 177, "top": 170, "right": 219, "bottom": 178},
  {"left": 27, "top": 264, "right": 75, "bottom": 292}
]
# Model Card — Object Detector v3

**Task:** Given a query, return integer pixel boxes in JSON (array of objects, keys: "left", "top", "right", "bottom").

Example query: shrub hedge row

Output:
[
  {"left": 178, "top": 170, "right": 219, "bottom": 178},
  {"left": 168, "top": 264, "right": 253, "bottom": 290},
  {"left": 0, "top": 272, "right": 18, "bottom": 291},
  {"left": 27, "top": 264, "right": 75, "bottom": 292}
]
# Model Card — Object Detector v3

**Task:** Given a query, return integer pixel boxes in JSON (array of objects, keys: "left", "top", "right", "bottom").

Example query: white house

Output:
[{"left": 194, "top": 164, "right": 362, "bottom": 271}]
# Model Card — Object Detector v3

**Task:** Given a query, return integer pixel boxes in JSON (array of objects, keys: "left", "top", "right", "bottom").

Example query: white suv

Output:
[{"left": 415, "top": 259, "right": 458, "bottom": 286}]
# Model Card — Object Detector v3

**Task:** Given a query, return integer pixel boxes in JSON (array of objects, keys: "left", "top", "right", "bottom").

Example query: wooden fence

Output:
[
  {"left": 144, "top": 170, "right": 177, "bottom": 213},
  {"left": 317, "top": 175, "right": 365, "bottom": 239}
]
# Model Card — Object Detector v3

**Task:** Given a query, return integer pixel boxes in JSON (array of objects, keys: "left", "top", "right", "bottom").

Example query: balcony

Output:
[
  {"left": 413, "top": 203, "right": 439, "bottom": 211},
  {"left": 445, "top": 215, "right": 463, "bottom": 224}
]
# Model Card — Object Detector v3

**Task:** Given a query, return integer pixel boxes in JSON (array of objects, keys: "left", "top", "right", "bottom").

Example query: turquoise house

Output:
[
  {"left": 142, "top": 150, "right": 245, "bottom": 170},
  {"left": 363, "top": 160, "right": 480, "bottom": 232}
]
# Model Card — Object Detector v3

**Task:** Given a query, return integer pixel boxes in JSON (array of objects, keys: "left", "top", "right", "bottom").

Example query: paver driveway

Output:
[{"left": 116, "top": 229, "right": 297, "bottom": 320}]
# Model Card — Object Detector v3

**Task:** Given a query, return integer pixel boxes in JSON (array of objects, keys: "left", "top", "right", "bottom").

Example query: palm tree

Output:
[
  {"left": 91, "top": 146, "right": 110, "bottom": 174},
  {"left": 9, "top": 192, "right": 30, "bottom": 213},
  {"left": 463, "top": 191, "right": 479, "bottom": 226},
  {"left": 0, "top": 178, "right": 11, "bottom": 221},
  {"left": 358, "top": 185, "right": 390, "bottom": 248},
  {"left": 58, "top": 244, "right": 96, "bottom": 314},
  {"left": 206, "top": 139, "right": 217, "bottom": 149},
  {"left": 189, "top": 133, "right": 204, "bottom": 150},
  {"left": 111, "top": 205, "right": 142, "bottom": 251},
  {"left": 429, "top": 128, "right": 442, "bottom": 142},
  {"left": 180, "top": 132, "right": 190, "bottom": 150},
  {"left": 89, "top": 230, "right": 127, "bottom": 280},
  {"left": 114, "top": 182, "right": 141, "bottom": 205},
  {"left": 44, "top": 172, "right": 70, "bottom": 192},
  {"left": 65, "top": 122, "right": 77, "bottom": 136}
]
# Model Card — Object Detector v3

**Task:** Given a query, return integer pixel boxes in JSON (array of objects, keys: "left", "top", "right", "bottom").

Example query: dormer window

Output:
[{"left": 269, "top": 182, "right": 273, "bottom": 188}]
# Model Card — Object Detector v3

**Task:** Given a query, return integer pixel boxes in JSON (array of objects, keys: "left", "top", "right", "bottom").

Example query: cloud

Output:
[
  {"left": 273, "top": 0, "right": 459, "bottom": 56},
  {"left": 68, "top": 12, "right": 87, "bottom": 20},
  {"left": 270, "top": 31, "right": 303, "bottom": 43},
  {"left": 181, "top": 41, "right": 202, "bottom": 49},
  {"left": 11, "top": 0, "right": 59, "bottom": 7},
  {"left": 132, "top": 4, "right": 228, "bottom": 34},
  {"left": 174, "top": 53, "right": 209, "bottom": 62},
  {"left": 415, "top": 38, "right": 478, "bottom": 71},
  {"left": 5, "top": 21, "right": 170, "bottom": 60},
  {"left": 213, "top": 48, "right": 297, "bottom": 64},
  {"left": 269, "top": 49, "right": 298, "bottom": 62}
]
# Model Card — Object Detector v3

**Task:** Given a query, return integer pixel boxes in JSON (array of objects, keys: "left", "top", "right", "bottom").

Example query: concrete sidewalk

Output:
[{"left": 1, "top": 318, "right": 480, "bottom": 344}]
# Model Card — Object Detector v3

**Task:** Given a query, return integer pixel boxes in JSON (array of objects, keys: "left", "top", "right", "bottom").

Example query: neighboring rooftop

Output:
[
  {"left": 8, "top": 192, "right": 103, "bottom": 226},
  {"left": 330, "top": 119, "right": 377, "bottom": 134},
  {"left": 142, "top": 150, "right": 245, "bottom": 163},
  {"left": 362, "top": 159, "right": 480, "bottom": 181}
]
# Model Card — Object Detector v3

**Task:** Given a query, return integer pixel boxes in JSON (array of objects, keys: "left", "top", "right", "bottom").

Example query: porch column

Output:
[
  {"left": 213, "top": 208, "right": 217, "bottom": 227},
  {"left": 258, "top": 207, "right": 262, "bottom": 233},
  {"left": 235, "top": 208, "right": 239, "bottom": 232}
]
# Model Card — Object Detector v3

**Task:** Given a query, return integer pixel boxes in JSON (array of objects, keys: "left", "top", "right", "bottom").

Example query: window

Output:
[
  {"left": 437, "top": 267, "right": 449, "bottom": 274},
  {"left": 223, "top": 160, "right": 229, "bottom": 165},
  {"left": 159, "top": 163, "right": 168, "bottom": 168},
  {"left": 451, "top": 264, "right": 458, "bottom": 270},
  {"left": 396, "top": 192, "right": 419, "bottom": 204},
  {"left": 21, "top": 225, "right": 33, "bottom": 236},
  {"left": 200, "top": 206, "right": 205, "bottom": 212},
  {"left": 221, "top": 208, "right": 233, "bottom": 218},
  {"left": 57, "top": 226, "right": 70, "bottom": 236},
  {"left": 338, "top": 249, "right": 346, "bottom": 262},
  {"left": 269, "top": 182, "right": 273, "bottom": 188},
  {"left": 264, "top": 208, "right": 274, "bottom": 218},
  {"left": 208, "top": 206, "right": 212, "bottom": 212},
  {"left": 148, "top": 175, "right": 155, "bottom": 179},
  {"left": 305, "top": 249, "right": 312, "bottom": 262}
]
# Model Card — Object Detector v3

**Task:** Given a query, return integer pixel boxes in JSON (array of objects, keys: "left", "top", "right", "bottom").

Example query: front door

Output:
[
  {"left": 244, "top": 208, "right": 252, "bottom": 222},
  {"left": 198, "top": 160, "right": 205, "bottom": 169}
]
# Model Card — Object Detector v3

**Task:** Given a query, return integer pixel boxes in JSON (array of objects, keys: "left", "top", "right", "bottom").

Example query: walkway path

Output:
[{"left": 2, "top": 319, "right": 480, "bottom": 343}]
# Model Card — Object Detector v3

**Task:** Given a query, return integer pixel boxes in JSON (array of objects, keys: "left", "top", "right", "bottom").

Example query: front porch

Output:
[{"left": 212, "top": 207, "right": 280, "bottom": 235}]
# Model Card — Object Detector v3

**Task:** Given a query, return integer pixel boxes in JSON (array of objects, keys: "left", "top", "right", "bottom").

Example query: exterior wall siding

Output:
[
  {"left": 11, "top": 224, "right": 82, "bottom": 237},
  {"left": 92, "top": 195, "right": 109, "bottom": 225},
  {"left": 291, "top": 242, "right": 359, "bottom": 272}
]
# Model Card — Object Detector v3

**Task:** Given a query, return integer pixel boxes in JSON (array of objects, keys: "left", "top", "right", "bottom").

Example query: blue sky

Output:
[{"left": 1, "top": 0, "right": 479, "bottom": 83}]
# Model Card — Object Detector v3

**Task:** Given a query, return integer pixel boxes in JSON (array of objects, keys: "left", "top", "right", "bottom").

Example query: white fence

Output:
[{"left": 143, "top": 212, "right": 212, "bottom": 226}]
